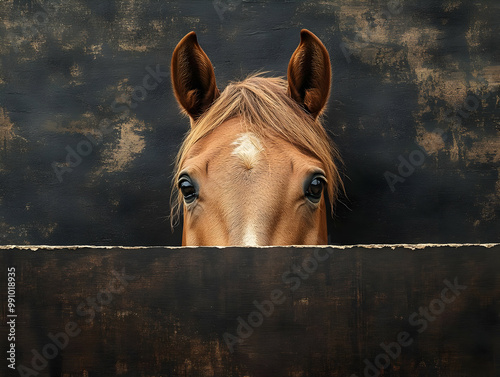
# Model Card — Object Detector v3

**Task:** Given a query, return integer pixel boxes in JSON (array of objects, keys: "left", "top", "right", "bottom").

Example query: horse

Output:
[{"left": 170, "top": 29, "right": 342, "bottom": 246}]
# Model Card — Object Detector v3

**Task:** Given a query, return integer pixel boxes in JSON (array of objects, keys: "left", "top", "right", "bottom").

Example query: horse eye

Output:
[
  {"left": 178, "top": 176, "right": 197, "bottom": 204},
  {"left": 305, "top": 176, "right": 326, "bottom": 204}
]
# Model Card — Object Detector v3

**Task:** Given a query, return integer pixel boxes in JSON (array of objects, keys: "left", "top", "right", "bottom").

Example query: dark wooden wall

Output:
[
  {"left": 1, "top": 245, "right": 499, "bottom": 376},
  {"left": 0, "top": 0, "right": 498, "bottom": 245}
]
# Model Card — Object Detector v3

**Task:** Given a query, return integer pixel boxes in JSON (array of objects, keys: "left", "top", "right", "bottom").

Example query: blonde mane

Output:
[{"left": 171, "top": 74, "right": 343, "bottom": 225}]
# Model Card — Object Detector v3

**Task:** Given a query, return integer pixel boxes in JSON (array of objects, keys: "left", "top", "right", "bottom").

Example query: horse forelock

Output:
[{"left": 170, "top": 74, "right": 343, "bottom": 227}]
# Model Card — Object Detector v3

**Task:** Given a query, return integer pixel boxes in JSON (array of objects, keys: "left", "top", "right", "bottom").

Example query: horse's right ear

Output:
[
  {"left": 287, "top": 29, "right": 331, "bottom": 119},
  {"left": 171, "top": 32, "right": 220, "bottom": 124}
]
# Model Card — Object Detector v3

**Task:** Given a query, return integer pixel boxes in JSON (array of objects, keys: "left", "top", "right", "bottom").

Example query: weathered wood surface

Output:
[
  {"left": 0, "top": 1, "right": 499, "bottom": 245},
  {"left": 1, "top": 245, "right": 499, "bottom": 376}
]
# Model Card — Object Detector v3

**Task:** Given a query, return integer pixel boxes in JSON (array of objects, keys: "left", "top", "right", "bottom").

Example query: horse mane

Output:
[{"left": 171, "top": 74, "right": 343, "bottom": 226}]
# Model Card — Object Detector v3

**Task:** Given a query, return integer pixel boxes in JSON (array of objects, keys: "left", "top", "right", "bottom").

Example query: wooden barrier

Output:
[{"left": 1, "top": 244, "right": 499, "bottom": 376}]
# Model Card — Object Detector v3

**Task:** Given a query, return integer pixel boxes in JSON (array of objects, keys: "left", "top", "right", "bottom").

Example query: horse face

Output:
[
  {"left": 177, "top": 118, "right": 329, "bottom": 246},
  {"left": 171, "top": 30, "right": 336, "bottom": 246}
]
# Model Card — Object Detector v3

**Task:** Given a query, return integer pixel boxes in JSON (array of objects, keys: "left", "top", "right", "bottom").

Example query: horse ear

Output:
[
  {"left": 171, "top": 32, "right": 220, "bottom": 123},
  {"left": 287, "top": 29, "right": 331, "bottom": 119}
]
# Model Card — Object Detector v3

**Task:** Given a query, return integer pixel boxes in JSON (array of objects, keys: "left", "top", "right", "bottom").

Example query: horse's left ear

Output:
[
  {"left": 171, "top": 32, "right": 220, "bottom": 124},
  {"left": 287, "top": 29, "right": 331, "bottom": 119}
]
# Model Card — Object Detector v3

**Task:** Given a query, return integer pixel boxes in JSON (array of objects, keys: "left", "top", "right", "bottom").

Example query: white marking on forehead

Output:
[
  {"left": 231, "top": 132, "right": 263, "bottom": 170},
  {"left": 242, "top": 226, "right": 259, "bottom": 247}
]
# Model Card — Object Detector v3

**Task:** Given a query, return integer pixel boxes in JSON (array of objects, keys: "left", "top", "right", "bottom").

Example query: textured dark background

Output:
[
  {"left": 1, "top": 245, "right": 498, "bottom": 376},
  {"left": 0, "top": 0, "right": 499, "bottom": 245}
]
